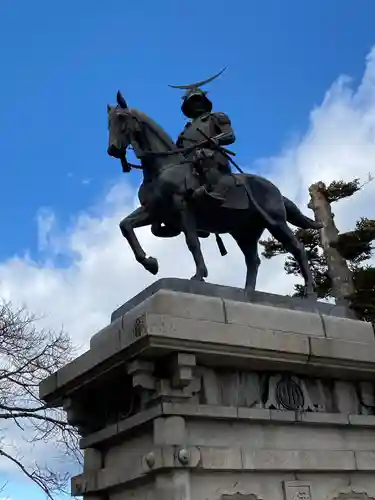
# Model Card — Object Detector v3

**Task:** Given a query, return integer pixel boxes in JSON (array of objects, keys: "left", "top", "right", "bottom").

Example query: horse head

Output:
[{"left": 107, "top": 91, "right": 137, "bottom": 159}]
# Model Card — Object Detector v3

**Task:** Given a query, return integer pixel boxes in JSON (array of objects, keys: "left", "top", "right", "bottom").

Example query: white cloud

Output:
[
  {"left": 264, "top": 49, "right": 375, "bottom": 226},
  {"left": 1, "top": 45, "right": 375, "bottom": 492}
]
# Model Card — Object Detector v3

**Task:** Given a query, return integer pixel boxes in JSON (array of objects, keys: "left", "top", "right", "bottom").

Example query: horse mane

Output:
[{"left": 130, "top": 108, "right": 177, "bottom": 151}]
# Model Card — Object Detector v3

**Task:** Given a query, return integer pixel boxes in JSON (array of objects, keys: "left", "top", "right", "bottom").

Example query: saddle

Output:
[
  {"left": 221, "top": 177, "right": 250, "bottom": 210},
  {"left": 194, "top": 174, "right": 250, "bottom": 210}
]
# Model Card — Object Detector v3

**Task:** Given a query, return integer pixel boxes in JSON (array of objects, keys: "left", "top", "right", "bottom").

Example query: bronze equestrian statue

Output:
[{"left": 107, "top": 71, "right": 321, "bottom": 296}]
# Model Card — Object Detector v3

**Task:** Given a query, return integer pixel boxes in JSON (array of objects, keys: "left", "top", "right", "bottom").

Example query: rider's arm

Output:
[
  {"left": 176, "top": 122, "right": 191, "bottom": 148},
  {"left": 211, "top": 112, "right": 236, "bottom": 146}
]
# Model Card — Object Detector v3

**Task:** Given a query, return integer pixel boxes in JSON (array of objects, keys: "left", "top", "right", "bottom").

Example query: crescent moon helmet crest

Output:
[
  {"left": 168, "top": 68, "right": 226, "bottom": 118},
  {"left": 168, "top": 67, "right": 226, "bottom": 91}
]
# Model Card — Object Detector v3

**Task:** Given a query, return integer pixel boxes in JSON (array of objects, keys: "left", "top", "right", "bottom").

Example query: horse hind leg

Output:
[
  {"left": 231, "top": 228, "right": 262, "bottom": 293},
  {"left": 268, "top": 221, "right": 315, "bottom": 297},
  {"left": 177, "top": 199, "right": 208, "bottom": 281}
]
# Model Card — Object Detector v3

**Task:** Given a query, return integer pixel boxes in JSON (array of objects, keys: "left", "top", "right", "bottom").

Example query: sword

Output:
[{"left": 196, "top": 128, "right": 244, "bottom": 173}]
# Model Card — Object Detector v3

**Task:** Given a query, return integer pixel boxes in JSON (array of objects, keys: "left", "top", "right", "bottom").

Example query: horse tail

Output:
[{"left": 283, "top": 196, "right": 322, "bottom": 230}]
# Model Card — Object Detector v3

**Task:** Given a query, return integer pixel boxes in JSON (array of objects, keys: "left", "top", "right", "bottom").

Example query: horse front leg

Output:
[
  {"left": 119, "top": 206, "right": 159, "bottom": 275},
  {"left": 176, "top": 198, "right": 208, "bottom": 281}
]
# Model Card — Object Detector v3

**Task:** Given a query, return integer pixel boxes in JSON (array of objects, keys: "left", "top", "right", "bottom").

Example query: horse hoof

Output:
[
  {"left": 303, "top": 285, "right": 317, "bottom": 300},
  {"left": 190, "top": 275, "right": 205, "bottom": 282},
  {"left": 144, "top": 257, "right": 159, "bottom": 275}
]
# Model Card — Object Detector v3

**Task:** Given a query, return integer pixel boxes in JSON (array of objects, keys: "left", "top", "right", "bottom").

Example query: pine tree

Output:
[{"left": 260, "top": 178, "right": 375, "bottom": 323}]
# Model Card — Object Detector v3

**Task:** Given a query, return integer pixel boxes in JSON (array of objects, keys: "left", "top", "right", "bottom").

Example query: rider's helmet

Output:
[
  {"left": 181, "top": 88, "right": 213, "bottom": 118},
  {"left": 168, "top": 68, "right": 226, "bottom": 119}
]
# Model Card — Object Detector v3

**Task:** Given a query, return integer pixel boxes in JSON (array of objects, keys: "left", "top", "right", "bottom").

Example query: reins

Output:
[{"left": 129, "top": 117, "right": 236, "bottom": 159}]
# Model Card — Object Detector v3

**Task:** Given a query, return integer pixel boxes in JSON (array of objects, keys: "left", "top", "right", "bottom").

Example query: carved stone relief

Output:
[
  {"left": 283, "top": 481, "right": 312, "bottom": 500},
  {"left": 64, "top": 358, "right": 375, "bottom": 440},
  {"left": 199, "top": 368, "right": 375, "bottom": 416}
]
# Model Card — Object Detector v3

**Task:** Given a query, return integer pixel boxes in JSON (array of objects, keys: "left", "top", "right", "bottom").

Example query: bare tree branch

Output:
[{"left": 0, "top": 300, "right": 80, "bottom": 498}]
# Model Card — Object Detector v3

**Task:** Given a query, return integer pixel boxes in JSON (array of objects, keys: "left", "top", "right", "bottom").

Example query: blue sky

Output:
[
  {"left": 1, "top": 0, "right": 375, "bottom": 499},
  {"left": 1, "top": 0, "right": 375, "bottom": 261}
]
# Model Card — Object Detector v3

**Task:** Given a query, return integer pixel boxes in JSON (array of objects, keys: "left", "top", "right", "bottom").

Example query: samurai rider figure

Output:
[{"left": 170, "top": 68, "right": 236, "bottom": 204}]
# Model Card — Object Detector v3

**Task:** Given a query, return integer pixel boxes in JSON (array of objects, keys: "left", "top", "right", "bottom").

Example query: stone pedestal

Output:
[{"left": 39, "top": 278, "right": 375, "bottom": 500}]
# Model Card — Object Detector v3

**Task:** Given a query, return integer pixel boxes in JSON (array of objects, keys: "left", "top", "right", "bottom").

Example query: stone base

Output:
[
  {"left": 39, "top": 279, "right": 375, "bottom": 500},
  {"left": 72, "top": 401, "right": 375, "bottom": 499}
]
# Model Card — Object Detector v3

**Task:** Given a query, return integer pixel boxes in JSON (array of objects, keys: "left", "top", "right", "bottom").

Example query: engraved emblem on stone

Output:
[
  {"left": 283, "top": 481, "right": 312, "bottom": 500},
  {"left": 277, "top": 376, "right": 305, "bottom": 411}
]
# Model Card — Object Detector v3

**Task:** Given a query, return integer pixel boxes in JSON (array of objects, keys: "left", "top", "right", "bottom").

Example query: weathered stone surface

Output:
[
  {"left": 355, "top": 451, "right": 375, "bottom": 470},
  {"left": 170, "top": 353, "right": 196, "bottom": 389},
  {"left": 302, "top": 378, "right": 333, "bottom": 412},
  {"left": 221, "top": 495, "right": 262, "bottom": 500},
  {"left": 334, "top": 381, "right": 360, "bottom": 414},
  {"left": 153, "top": 416, "right": 186, "bottom": 445},
  {"left": 200, "top": 368, "right": 222, "bottom": 405},
  {"left": 143, "top": 313, "right": 310, "bottom": 359},
  {"left": 79, "top": 400, "right": 375, "bottom": 452},
  {"left": 39, "top": 372, "right": 57, "bottom": 401},
  {"left": 298, "top": 411, "right": 349, "bottom": 425},
  {"left": 224, "top": 299, "right": 324, "bottom": 337},
  {"left": 89, "top": 316, "right": 123, "bottom": 351},
  {"left": 155, "top": 470, "right": 193, "bottom": 500},
  {"left": 200, "top": 446, "right": 242, "bottom": 469},
  {"left": 162, "top": 402, "right": 238, "bottom": 420},
  {"left": 84, "top": 448, "right": 102, "bottom": 472},
  {"left": 269, "top": 410, "right": 297, "bottom": 422},
  {"left": 80, "top": 405, "right": 162, "bottom": 449},
  {"left": 57, "top": 334, "right": 120, "bottom": 388},
  {"left": 220, "top": 371, "right": 262, "bottom": 407},
  {"left": 309, "top": 337, "right": 375, "bottom": 364},
  {"left": 349, "top": 414, "right": 375, "bottom": 426},
  {"left": 193, "top": 472, "right": 292, "bottom": 500},
  {"left": 111, "top": 483, "right": 155, "bottom": 500},
  {"left": 237, "top": 407, "right": 271, "bottom": 421},
  {"left": 110, "top": 278, "right": 351, "bottom": 322},
  {"left": 242, "top": 449, "right": 356, "bottom": 470},
  {"left": 104, "top": 432, "right": 153, "bottom": 470},
  {"left": 127, "top": 359, "right": 156, "bottom": 390},
  {"left": 192, "top": 472, "right": 375, "bottom": 500},
  {"left": 322, "top": 315, "right": 374, "bottom": 343},
  {"left": 92, "top": 289, "right": 226, "bottom": 348}
]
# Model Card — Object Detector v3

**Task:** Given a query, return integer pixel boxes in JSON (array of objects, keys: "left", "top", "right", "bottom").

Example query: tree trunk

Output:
[{"left": 308, "top": 182, "right": 355, "bottom": 308}]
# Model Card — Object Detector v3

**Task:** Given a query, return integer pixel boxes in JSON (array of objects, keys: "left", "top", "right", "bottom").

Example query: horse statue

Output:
[{"left": 107, "top": 91, "right": 320, "bottom": 297}]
